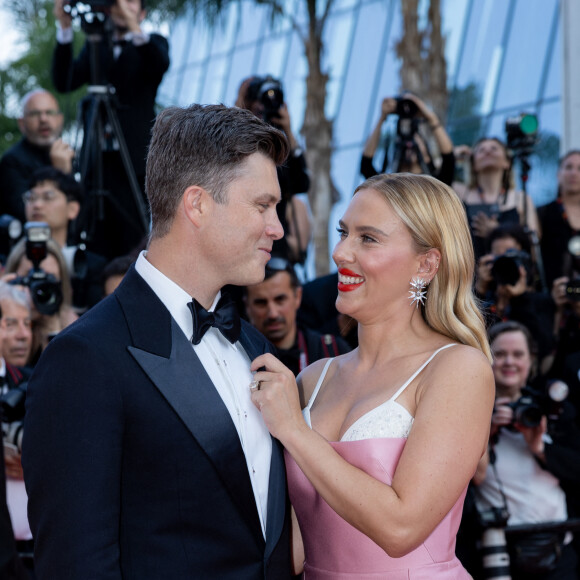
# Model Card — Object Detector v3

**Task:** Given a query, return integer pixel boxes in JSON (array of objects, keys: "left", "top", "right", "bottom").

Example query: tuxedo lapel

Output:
[{"left": 117, "top": 269, "right": 264, "bottom": 542}]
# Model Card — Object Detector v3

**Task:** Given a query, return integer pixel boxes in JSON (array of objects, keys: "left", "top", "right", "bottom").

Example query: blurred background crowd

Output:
[{"left": 1, "top": 0, "right": 580, "bottom": 578}]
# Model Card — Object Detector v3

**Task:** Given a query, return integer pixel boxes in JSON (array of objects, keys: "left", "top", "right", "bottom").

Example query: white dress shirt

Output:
[{"left": 135, "top": 251, "right": 272, "bottom": 537}]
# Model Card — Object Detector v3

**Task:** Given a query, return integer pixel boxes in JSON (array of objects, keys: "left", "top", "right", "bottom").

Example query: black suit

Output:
[
  {"left": 0, "top": 138, "right": 53, "bottom": 222},
  {"left": 22, "top": 267, "right": 291, "bottom": 579},
  {"left": 52, "top": 34, "right": 170, "bottom": 258}
]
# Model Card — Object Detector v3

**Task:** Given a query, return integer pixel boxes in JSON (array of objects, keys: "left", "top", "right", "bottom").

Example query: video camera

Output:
[
  {"left": 246, "top": 76, "right": 285, "bottom": 125},
  {"left": 506, "top": 381, "right": 569, "bottom": 429},
  {"left": 9, "top": 222, "right": 63, "bottom": 316},
  {"left": 505, "top": 113, "right": 539, "bottom": 154},
  {"left": 491, "top": 248, "right": 533, "bottom": 286}
]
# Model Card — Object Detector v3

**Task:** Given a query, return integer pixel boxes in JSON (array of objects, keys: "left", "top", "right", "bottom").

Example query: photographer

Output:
[
  {"left": 0, "top": 283, "right": 33, "bottom": 576},
  {"left": 5, "top": 235, "right": 77, "bottom": 367},
  {"left": 454, "top": 137, "right": 540, "bottom": 260},
  {"left": 539, "top": 150, "right": 580, "bottom": 289},
  {"left": 236, "top": 76, "right": 311, "bottom": 265},
  {"left": 24, "top": 167, "right": 107, "bottom": 311},
  {"left": 52, "top": 0, "right": 170, "bottom": 259},
  {"left": 475, "top": 225, "right": 555, "bottom": 366},
  {"left": 0, "top": 89, "right": 74, "bottom": 223},
  {"left": 360, "top": 93, "right": 455, "bottom": 185},
  {"left": 472, "top": 321, "right": 580, "bottom": 579},
  {"left": 545, "top": 262, "right": 580, "bottom": 425}
]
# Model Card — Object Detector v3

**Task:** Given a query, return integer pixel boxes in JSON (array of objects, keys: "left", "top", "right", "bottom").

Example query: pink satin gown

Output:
[{"left": 286, "top": 345, "right": 472, "bottom": 579}]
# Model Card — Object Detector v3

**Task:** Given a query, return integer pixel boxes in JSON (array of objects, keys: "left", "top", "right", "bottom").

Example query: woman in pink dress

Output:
[{"left": 250, "top": 173, "right": 495, "bottom": 578}]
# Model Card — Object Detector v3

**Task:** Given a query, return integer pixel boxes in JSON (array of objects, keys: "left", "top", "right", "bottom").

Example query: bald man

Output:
[{"left": 0, "top": 89, "right": 74, "bottom": 222}]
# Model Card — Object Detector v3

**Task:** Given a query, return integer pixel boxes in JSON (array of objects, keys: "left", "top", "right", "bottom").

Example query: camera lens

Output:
[{"left": 491, "top": 255, "right": 520, "bottom": 286}]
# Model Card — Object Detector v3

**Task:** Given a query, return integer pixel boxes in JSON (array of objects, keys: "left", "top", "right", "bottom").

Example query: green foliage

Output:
[{"left": 0, "top": 0, "right": 86, "bottom": 155}]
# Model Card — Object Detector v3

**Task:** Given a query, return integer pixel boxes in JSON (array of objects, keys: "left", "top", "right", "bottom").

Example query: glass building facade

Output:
[{"left": 158, "top": 0, "right": 562, "bottom": 276}]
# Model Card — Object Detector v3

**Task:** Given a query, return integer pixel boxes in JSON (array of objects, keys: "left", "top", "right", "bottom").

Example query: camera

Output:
[
  {"left": 0, "top": 214, "right": 22, "bottom": 264},
  {"left": 565, "top": 236, "right": 580, "bottom": 301},
  {"left": 507, "top": 381, "right": 569, "bottom": 429},
  {"left": 66, "top": 0, "right": 115, "bottom": 12},
  {"left": 246, "top": 76, "right": 285, "bottom": 125},
  {"left": 505, "top": 113, "right": 539, "bottom": 153},
  {"left": 1, "top": 383, "right": 27, "bottom": 424},
  {"left": 395, "top": 96, "right": 418, "bottom": 119},
  {"left": 1, "top": 382, "right": 27, "bottom": 452},
  {"left": 491, "top": 249, "right": 532, "bottom": 286},
  {"left": 395, "top": 95, "right": 420, "bottom": 140},
  {"left": 9, "top": 222, "right": 63, "bottom": 316}
]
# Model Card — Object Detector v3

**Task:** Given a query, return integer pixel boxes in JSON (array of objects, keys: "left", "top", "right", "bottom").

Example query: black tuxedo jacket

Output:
[
  {"left": 52, "top": 34, "right": 169, "bottom": 180},
  {"left": 22, "top": 267, "right": 291, "bottom": 579}
]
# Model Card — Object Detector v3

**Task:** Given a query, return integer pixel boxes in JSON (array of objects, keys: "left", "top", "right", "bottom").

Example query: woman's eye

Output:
[{"left": 336, "top": 227, "right": 347, "bottom": 239}]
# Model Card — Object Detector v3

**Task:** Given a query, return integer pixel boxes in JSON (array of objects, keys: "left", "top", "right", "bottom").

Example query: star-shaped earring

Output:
[{"left": 409, "top": 277, "right": 428, "bottom": 308}]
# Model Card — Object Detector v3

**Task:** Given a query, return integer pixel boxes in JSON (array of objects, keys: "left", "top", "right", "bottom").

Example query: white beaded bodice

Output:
[{"left": 303, "top": 344, "right": 456, "bottom": 442}]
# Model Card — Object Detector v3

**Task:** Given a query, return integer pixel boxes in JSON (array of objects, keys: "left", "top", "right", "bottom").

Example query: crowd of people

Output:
[{"left": 0, "top": 2, "right": 578, "bottom": 579}]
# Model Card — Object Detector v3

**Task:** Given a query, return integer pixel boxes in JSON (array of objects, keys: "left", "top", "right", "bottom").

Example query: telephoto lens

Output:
[{"left": 480, "top": 527, "right": 511, "bottom": 579}]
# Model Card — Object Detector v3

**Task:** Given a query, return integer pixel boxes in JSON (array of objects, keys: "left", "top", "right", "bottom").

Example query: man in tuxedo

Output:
[
  {"left": 52, "top": 0, "right": 170, "bottom": 259},
  {"left": 22, "top": 104, "right": 292, "bottom": 579}
]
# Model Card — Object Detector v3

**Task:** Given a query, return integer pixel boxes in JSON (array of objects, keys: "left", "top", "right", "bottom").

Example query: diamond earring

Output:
[{"left": 409, "top": 277, "right": 428, "bottom": 308}]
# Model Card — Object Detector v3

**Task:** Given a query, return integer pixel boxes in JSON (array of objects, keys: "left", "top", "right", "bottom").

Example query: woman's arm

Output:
[{"left": 252, "top": 347, "right": 494, "bottom": 557}]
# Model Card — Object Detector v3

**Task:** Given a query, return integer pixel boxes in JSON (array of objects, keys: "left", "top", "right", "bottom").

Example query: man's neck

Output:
[{"left": 275, "top": 326, "right": 298, "bottom": 351}]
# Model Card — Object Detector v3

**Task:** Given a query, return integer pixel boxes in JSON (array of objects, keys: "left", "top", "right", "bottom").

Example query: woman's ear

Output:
[{"left": 417, "top": 249, "right": 441, "bottom": 283}]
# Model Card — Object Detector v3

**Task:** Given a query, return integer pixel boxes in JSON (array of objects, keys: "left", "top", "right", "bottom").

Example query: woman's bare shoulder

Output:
[{"left": 297, "top": 353, "right": 349, "bottom": 408}]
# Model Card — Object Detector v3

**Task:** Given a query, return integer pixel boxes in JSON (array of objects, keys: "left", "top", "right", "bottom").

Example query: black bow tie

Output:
[{"left": 188, "top": 295, "right": 241, "bottom": 346}]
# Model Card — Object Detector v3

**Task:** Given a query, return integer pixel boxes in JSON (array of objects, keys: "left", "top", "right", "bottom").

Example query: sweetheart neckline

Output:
[
  {"left": 303, "top": 399, "right": 414, "bottom": 442},
  {"left": 339, "top": 399, "right": 414, "bottom": 442}
]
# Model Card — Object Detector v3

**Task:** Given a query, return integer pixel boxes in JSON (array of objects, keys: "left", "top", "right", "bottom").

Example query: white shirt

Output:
[
  {"left": 135, "top": 252, "right": 272, "bottom": 537},
  {"left": 475, "top": 428, "right": 567, "bottom": 526}
]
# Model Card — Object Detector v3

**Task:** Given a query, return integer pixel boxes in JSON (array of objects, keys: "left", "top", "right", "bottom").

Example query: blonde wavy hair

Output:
[{"left": 354, "top": 173, "right": 492, "bottom": 363}]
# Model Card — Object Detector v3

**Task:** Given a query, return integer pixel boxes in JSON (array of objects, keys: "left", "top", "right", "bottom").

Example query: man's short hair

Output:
[
  {"left": 29, "top": 167, "right": 83, "bottom": 204},
  {"left": 0, "top": 281, "right": 31, "bottom": 314},
  {"left": 264, "top": 256, "right": 300, "bottom": 289},
  {"left": 145, "top": 103, "right": 289, "bottom": 239}
]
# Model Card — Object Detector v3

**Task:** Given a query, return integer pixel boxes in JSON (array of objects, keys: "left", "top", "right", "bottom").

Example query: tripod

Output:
[
  {"left": 75, "top": 20, "right": 149, "bottom": 257},
  {"left": 514, "top": 151, "right": 548, "bottom": 293}
]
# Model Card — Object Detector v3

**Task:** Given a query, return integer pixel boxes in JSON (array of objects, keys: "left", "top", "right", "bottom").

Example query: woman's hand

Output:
[
  {"left": 471, "top": 211, "right": 499, "bottom": 238},
  {"left": 490, "top": 396, "right": 514, "bottom": 437},
  {"left": 250, "top": 353, "right": 306, "bottom": 442},
  {"left": 516, "top": 415, "right": 547, "bottom": 460}
]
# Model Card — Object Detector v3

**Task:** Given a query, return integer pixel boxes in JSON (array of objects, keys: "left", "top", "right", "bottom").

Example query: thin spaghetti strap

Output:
[
  {"left": 389, "top": 343, "right": 457, "bottom": 402},
  {"left": 306, "top": 358, "right": 334, "bottom": 411}
]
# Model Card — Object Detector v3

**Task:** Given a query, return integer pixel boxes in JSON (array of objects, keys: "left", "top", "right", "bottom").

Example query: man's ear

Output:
[
  {"left": 67, "top": 200, "right": 81, "bottom": 221},
  {"left": 417, "top": 248, "right": 441, "bottom": 283},
  {"left": 182, "top": 186, "right": 206, "bottom": 227},
  {"left": 295, "top": 285, "right": 303, "bottom": 308}
]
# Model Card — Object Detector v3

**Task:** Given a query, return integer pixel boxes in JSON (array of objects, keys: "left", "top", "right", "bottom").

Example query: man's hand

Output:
[
  {"left": 50, "top": 138, "right": 75, "bottom": 174},
  {"left": 4, "top": 448, "right": 24, "bottom": 480},
  {"left": 54, "top": 0, "right": 72, "bottom": 29}
]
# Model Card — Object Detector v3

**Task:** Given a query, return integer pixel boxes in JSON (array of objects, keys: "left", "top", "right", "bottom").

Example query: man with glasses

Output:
[
  {"left": 23, "top": 167, "right": 107, "bottom": 311},
  {"left": 244, "top": 257, "right": 351, "bottom": 376},
  {"left": 0, "top": 89, "right": 74, "bottom": 223}
]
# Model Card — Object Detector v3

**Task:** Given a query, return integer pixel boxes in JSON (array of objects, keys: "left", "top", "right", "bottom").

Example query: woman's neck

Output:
[
  {"left": 561, "top": 188, "right": 580, "bottom": 206},
  {"left": 476, "top": 171, "right": 504, "bottom": 199}
]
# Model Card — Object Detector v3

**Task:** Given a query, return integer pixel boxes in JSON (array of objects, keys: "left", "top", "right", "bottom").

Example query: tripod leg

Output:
[{"left": 102, "top": 98, "right": 149, "bottom": 233}]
